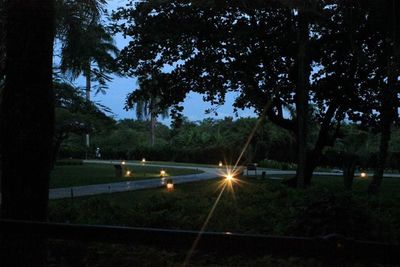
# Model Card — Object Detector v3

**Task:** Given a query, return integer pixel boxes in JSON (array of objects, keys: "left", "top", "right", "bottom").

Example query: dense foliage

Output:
[{"left": 59, "top": 114, "right": 400, "bottom": 173}]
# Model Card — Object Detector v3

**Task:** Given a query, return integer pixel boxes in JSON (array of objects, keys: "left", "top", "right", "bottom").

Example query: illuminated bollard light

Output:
[{"left": 166, "top": 179, "right": 174, "bottom": 192}]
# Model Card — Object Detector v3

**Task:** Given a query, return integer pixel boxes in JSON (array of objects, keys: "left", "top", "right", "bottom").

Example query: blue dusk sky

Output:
[{"left": 71, "top": 0, "right": 256, "bottom": 124}]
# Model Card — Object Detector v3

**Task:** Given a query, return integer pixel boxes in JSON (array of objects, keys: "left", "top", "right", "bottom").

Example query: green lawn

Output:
[{"left": 50, "top": 163, "right": 203, "bottom": 188}]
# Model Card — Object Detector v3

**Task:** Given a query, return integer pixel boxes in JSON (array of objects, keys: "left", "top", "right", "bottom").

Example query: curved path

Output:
[
  {"left": 49, "top": 160, "right": 222, "bottom": 199},
  {"left": 49, "top": 160, "right": 400, "bottom": 199}
]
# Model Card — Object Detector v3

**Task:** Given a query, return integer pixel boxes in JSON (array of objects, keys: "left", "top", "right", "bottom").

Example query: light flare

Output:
[
  {"left": 182, "top": 101, "right": 272, "bottom": 266},
  {"left": 182, "top": 182, "right": 227, "bottom": 266}
]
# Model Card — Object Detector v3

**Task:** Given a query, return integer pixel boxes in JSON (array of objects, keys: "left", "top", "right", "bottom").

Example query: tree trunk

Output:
[
  {"left": 0, "top": 0, "right": 54, "bottom": 266},
  {"left": 368, "top": 97, "right": 394, "bottom": 194},
  {"left": 343, "top": 160, "right": 356, "bottom": 190},
  {"left": 368, "top": 2, "right": 398, "bottom": 194},
  {"left": 150, "top": 97, "right": 158, "bottom": 147},
  {"left": 85, "top": 63, "right": 91, "bottom": 151},
  {"left": 295, "top": 9, "right": 310, "bottom": 188},
  {"left": 150, "top": 113, "right": 156, "bottom": 146},
  {"left": 85, "top": 66, "right": 91, "bottom": 101}
]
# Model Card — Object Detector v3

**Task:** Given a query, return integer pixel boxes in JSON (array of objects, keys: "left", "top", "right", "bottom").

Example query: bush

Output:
[
  {"left": 287, "top": 190, "right": 393, "bottom": 242},
  {"left": 258, "top": 159, "right": 297, "bottom": 170}
]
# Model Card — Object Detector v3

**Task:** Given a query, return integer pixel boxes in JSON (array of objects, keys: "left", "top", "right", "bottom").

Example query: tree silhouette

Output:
[
  {"left": 0, "top": 1, "right": 54, "bottom": 265},
  {"left": 126, "top": 77, "right": 169, "bottom": 146},
  {"left": 57, "top": 0, "right": 118, "bottom": 148}
]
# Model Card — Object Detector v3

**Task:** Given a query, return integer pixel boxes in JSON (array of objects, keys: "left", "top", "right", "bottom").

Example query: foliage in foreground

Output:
[
  {"left": 49, "top": 177, "right": 400, "bottom": 242},
  {"left": 48, "top": 176, "right": 400, "bottom": 266}
]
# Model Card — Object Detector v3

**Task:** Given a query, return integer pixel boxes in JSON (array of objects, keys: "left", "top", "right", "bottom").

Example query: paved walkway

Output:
[
  {"left": 49, "top": 160, "right": 400, "bottom": 200},
  {"left": 49, "top": 160, "right": 221, "bottom": 199}
]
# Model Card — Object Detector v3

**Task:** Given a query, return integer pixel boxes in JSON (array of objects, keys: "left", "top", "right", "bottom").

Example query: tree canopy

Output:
[{"left": 112, "top": 0, "right": 400, "bottom": 189}]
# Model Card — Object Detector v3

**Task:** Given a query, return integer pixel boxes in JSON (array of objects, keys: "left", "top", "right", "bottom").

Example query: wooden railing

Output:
[{"left": 0, "top": 219, "right": 399, "bottom": 264}]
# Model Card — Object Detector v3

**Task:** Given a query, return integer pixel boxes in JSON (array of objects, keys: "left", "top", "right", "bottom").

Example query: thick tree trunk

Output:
[
  {"left": 368, "top": 97, "right": 394, "bottom": 194},
  {"left": 368, "top": 3, "right": 398, "bottom": 194},
  {"left": 343, "top": 159, "right": 356, "bottom": 190},
  {"left": 303, "top": 104, "right": 339, "bottom": 186},
  {"left": 0, "top": 0, "right": 54, "bottom": 266},
  {"left": 295, "top": 10, "right": 310, "bottom": 188},
  {"left": 368, "top": 120, "right": 391, "bottom": 194}
]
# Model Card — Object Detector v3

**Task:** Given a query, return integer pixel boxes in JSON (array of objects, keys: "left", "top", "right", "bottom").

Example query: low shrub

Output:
[{"left": 258, "top": 159, "right": 297, "bottom": 170}]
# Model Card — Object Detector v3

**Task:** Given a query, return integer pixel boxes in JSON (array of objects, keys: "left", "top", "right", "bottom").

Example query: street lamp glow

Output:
[
  {"left": 360, "top": 172, "right": 367, "bottom": 178},
  {"left": 141, "top": 158, "right": 146, "bottom": 163},
  {"left": 121, "top": 161, "right": 126, "bottom": 165},
  {"left": 126, "top": 170, "right": 131, "bottom": 176},
  {"left": 160, "top": 170, "right": 166, "bottom": 177}
]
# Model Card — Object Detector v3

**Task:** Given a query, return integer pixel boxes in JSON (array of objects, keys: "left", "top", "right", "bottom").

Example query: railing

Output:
[{"left": 0, "top": 219, "right": 399, "bottom": 264}]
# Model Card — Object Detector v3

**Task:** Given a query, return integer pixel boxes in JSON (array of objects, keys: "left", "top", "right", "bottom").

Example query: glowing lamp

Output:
[
  {"left": 121, "top": 161, "right": 126, "bottom": 165},
  {"left": 141, "top": 158, "right": 146, "bottom": 163},
  {"left": 360, "top": 172, "right": 367, "bottom": 178},
  {"left": 160, "top": 170, "right": 166, "bottom": 177},
  {"left": 225, "top": 173, "right": 234, "bottom": 181},
  {"left": 126, "top": 170, "right": 131, "bottom": 176},
  {"left": 218, "top": 161, "right": 223, "bottom": 167},
  {"left": 166, "top": 179, "right": 174, "bottom": 191}
]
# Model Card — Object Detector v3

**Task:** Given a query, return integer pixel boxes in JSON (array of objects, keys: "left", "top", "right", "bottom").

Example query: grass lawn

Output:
[
  {"left": 49, "top": 175, "right": 400, "bottom": 266},
  {"left": 50, "top": 163, "right": 203, "bottom": 188}
]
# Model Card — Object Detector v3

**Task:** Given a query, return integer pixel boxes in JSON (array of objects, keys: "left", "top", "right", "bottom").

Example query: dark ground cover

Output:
[
  {"left": 48, "top": 175, "right": 400, "bottom": 266},
  {"left": 50, "top": 163, "right": 203, "bottom": 188}
]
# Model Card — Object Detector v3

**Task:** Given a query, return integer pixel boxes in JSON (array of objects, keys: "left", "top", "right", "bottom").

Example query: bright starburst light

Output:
[{"left": 182, "top": 100, "right": 272, "bottom": 266}]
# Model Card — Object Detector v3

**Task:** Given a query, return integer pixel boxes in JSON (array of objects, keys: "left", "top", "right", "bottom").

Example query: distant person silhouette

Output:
[{"left": 95, "top": 147, "right": 101, "bottom": 159}]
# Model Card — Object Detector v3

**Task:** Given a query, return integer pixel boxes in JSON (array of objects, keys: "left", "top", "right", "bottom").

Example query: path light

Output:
[
  {"left": 225, "top": 171, "right": 234, "bottom": 181},
  {"left": 166, "top": 179, "right": 174, "bottom": 192},
  {"left": 126, "top": 170, "right": 131, "bottom": 177},
  {"left": 360, "top": 172, "right": 367, "bottom": 178},
  {"left": 141, "top": 158, "right": 146, "bottom": 163},
  {"left": 218, "top": 161, "right": 223, "bottom": 167},
  {"left": 121, "top": 161, "right": 126, "bottom": 165},
  {"left": 160, "top": 169, "right": 166, "bottom": 177}
]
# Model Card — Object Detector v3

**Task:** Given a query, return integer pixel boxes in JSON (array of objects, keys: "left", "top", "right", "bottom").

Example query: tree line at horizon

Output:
[{"left": 57, "top": 96, "right": 400, "bottom": 187}]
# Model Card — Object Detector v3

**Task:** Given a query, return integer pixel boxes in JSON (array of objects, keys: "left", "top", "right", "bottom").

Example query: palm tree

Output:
[
  {"left": 57, "top": 1, "right": 118, "bottom": 148},
  {"left": 59, "top": 22, "right": 118, "bottom": 100},
  {"left": 134, "top": 96, "right": 169, "bottom": 146}
]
